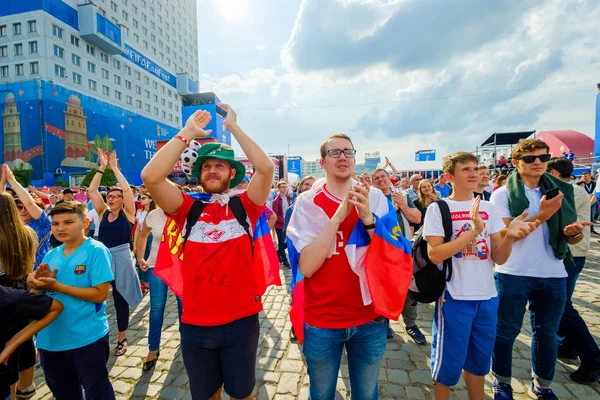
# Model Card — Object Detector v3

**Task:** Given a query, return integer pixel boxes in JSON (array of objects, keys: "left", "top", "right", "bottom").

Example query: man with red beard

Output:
[{"left": 141, "top": 105, "right": 274, "bottom": 400}]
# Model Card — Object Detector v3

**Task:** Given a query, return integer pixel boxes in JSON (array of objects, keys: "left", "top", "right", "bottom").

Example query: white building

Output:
[
  {"left": 303, "top": 159, "right": 325, "bottom": 178},
  {"left": 0, "top": 0, "right": 199, "bottom": 128}
]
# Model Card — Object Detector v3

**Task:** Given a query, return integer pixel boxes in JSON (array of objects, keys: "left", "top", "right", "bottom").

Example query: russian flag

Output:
[
  {"left": 155, "top": 192, "right": 281, "bottom": 298},
  {"left": 287, "top": 179, "right": 413, "bottom": 344}
]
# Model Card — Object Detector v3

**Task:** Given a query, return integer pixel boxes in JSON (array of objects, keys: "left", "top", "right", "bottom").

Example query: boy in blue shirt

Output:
[{"left": 27, "top": 201, "right": 115, "bottom": 400}]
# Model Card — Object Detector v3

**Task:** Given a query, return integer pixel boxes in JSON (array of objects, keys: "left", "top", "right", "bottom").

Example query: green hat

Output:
[{"left": 190, "top": 143, "right": 246, "bottom": 188}]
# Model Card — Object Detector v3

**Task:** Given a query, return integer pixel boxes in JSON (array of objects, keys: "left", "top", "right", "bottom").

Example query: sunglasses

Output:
[
  {"left": 106, "top": 194, "right": 123, "bottom": 200},
  {"left": 515, "top": 154, "right": 551, "bottom": 164},
  {"left": 326, "top": 148, "right": 357, "bottom": 158},
  {"left": 16, "top": 204, "right": 25, "bottom": 211},
  {"left": 140, "top": 196, "right": 151, "bottom": 200}
]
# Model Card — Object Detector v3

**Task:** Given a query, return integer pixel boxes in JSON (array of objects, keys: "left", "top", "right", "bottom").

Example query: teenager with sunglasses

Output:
[
  {"left": 490, "top": 139, "right": 592, "bottom": 400},
  {"left": 89, "top": 150, "right": 142, "bottom": 357},
  {"left": 133, "top": 194, "right": 156, "bottom": 295}
]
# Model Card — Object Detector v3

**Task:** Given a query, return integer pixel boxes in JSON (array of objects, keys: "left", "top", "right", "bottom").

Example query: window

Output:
[
  {"left": 142, "top": 13, "right": 147, "bottom": 22},
  {"left": 125, "top": 80, "right": 132, "bottom": 90},
  {"left": 133, "top": 5, "right": 137, "bottom": 13},
  {"left": 29, "top": 41, "right": 37, "bottom": 53},
  {"left": 13, "top": 23, "right": 22, "bottom": 35},
  {"left": 89, "top": 80, "right": 97, "bottom": 90},
  {"left": 161, "top": 98, "right": 165, "bottom": 106},
  {"left": 54, "top": 64, "right": 66, "bottom": 77},
  {"left": 15, "top": 64, "right": 23, "bottom": 76},
  {"left": 161, "top": 110, "right": 166, "bottom": 118},
  {"left": 1, "top": 46, "right": 8, "bottom": 58},
  {"left": 102, "top": 85, "right": 110, "bottom": 95},
  {"left": 135, "top": 85, "right": 141, "bottom": 94},
  {"left": 153, "top": 94, "right": 158, "bottom": 102},
  {"left": 0, "top": 66, "right": 8, "bottom": 78},
  {"left": 133, "top": 33, "right": 139, "bottom": 43},
  {"left": 133, "top": 19, "right": 138, "bottom": 28},
  {"left": 53, "top": 45, "right": 64, "bottom": 58},
  {"left": 27, "top": 20, "right": 36, "bottom": 33},
  {"left": 100, "top": 52, "right": 108, "bottom": 63},
  {"left": 110, "top": 1, "right": 117, "bottom": 12},
  {"left": 71, "top": 35, "right": 80, "bottom": 47},
  {"left": 122, "top": 11, "right": 128, "bottom": 21},
  {"left": 136, "top": 99, "right": 142, "bottom": 108},
  {"left": 88, "top": 62, "right": 96, "bottom": 73},
  {"left": 0, "top": 26, "right": 6, "bottom": 37},
  {"left": 72, "top": 72, "right": 82, "bottom": 84},
  {"left": 175, "top": 116, "right": 179, "bottom": 124},
  {"left": 167, "top": 89, "right": 171, "bottom": 97},
  {"left": 72, "top": 54, "right": 81, "bottom": 66},
  {"left": 135, "top": 71, "right": 140, "bottom": 80},
  {"left": 126, "top": 95, "right": 132, "bottom": 105},
  {"left": 113, "top": 59, "right": 120, "bottom": 70},
  {"left": 161, "top": 86, "right": 165, "bottom": 94},
  {"left": 143, "top": 41, "right": 148, "bottom": 50},
  {"left": 124, "top": 65, "right": 131, "bottom": 75},
  {"left": 144, "top": 76, "right": 149, "bottom": 85},
  {"left": 145, "top": 90, "right": 150, "bottom": 98},
  {"left": 169, "top": 114, "right": 173, "bottom": 121},
  {"left": 122, "top": 0, "right": 128, "bottom": 5},
  {"left": 102, "top": 69, "right": 109, "bottom": 79},
  {"left": 115, "top": 90, "right": 121, "bottom": 100},
  {"left": 51, "top": 25, "right": 62, "bottom": 38},
  {"left": 87, "top": 44, "right": 95, "bottom": 56},
  {"left": 30, "top": 62, "right": 38, "bottom": 74},
  {"left": 114, "top": 75, "right": 121, "bottom": 85},
  {"left": 151, "top": 34, "right": 155, "bottom": 42},
  {"left": 145, "top": 104, "right": 150, "bottom": 112}
]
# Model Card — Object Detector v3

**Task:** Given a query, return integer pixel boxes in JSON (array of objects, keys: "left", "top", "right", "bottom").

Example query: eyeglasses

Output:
[
  {"left": 106, "top": 194, "right": 123, "bottom": 199},
  {"left": 140, "top": 196, "right": 150, "bottom": 200},
  {"left": 16, "top": 204, "right": 25, "bottom": 211},
  {"left": 516, "top": 154, "right": 551, "bottom": 164},
  {"left": 326, "top": 148, "right": 357, "bottom": 158}
]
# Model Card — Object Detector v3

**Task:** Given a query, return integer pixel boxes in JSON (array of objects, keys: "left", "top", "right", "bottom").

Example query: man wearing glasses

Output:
[
  {"left": 490, "top": 139, "right": 591, "bottom": 399},
  {"left": 287, "top": 134, "right": 399, "bottom": 399},
  {"left": 406, "top": 174, "right": 423, "bottom": 204}
]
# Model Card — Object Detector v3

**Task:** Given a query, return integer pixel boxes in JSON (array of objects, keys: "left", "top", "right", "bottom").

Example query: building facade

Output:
[{"left": 0, "top": 0, "right": 200, "bottom": 185}]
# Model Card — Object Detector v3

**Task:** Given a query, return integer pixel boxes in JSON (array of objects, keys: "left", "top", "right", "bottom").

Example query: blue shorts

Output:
[
  {"left": 431, "top": 291, "right": 498, "bottom": 386},
  {"left": 180, "top": 313, "right": 259, "bottom": 399}
]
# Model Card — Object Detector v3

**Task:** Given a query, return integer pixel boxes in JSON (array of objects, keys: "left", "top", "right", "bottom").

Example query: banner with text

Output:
[
  {"left": 121, "top": 44, "right": 176, "bottom": 88},
  {"left": 415, "top": 149, "right": 436, "bottom": 162}
]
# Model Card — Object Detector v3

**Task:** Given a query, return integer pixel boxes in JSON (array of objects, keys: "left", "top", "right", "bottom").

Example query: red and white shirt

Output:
[{"left": 170, "top": 192, "right": 265, "bottom": 326}]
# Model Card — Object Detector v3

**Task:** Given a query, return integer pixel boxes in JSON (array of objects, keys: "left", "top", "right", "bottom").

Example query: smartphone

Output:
[{"left": 545, "top": 187, "right": 560, "bottom": 200}]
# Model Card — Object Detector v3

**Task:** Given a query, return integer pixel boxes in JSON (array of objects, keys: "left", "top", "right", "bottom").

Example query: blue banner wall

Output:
[
  {"left": 288, "top": 158, "right": 302, "bottom": 176},
  {"left": 415, "top": 149, "right": 436, "bottom": 162},
  {"left": 0, "top": 80, "right": 178, "bottom": 186}
]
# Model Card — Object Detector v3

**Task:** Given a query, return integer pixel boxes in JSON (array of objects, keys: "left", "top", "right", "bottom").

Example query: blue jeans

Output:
[
  {"left": 492, "top": 273, "right": 566, "bottom": 385},
  {"left": 557, "top": 257, "right": 600, "bottom": 366},
  {"left": 303, "top": 317, "right": 387, "bottom": 400},
  {"left": 148, "top": 268, "right": 182, "bottom": 352}
]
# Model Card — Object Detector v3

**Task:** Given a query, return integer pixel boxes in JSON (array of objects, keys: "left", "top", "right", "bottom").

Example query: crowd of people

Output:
[{"left": 1, "top": 104, "right": 600, "bottom": 400}]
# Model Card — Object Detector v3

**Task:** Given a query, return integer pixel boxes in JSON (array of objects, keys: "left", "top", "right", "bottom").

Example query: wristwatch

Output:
[
  {"left": 364, "top": 214, "right": 376, "bottom": 230},
  {"left": 568, "top": 232, "right": 583, "bottom": 239}
]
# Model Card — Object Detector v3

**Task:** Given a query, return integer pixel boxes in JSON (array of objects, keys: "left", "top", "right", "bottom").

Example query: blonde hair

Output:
[
  {"left": 0, "top": 193, "right": 36, "bottom": 279},
  {"left": 297, "top": 175, "right": 315, "bottom": 195},
  {"left": 417, "top": 179, "right": 438, "bottom": 208}
]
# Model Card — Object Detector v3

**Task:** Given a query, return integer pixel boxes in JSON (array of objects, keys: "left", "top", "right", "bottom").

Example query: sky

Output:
[{"left": 196, "top": 0, "right": 600, "bottom": 170}]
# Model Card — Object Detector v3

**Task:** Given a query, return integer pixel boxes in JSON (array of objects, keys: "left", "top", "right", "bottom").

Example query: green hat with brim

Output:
[{"left": 191, "top": 143, "right": 246, "bottom": 189}]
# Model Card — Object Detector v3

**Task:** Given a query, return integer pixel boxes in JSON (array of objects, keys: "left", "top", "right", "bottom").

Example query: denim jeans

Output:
[
  {"left": 303, "top": 317, "right": 387, "bottom": 400},
  {"left": 557, "top": 257, "right": 600, "bottom": 366},
  {"left": 148, "top": 268, "right": 182, "bottom": 352},
  {"left": 492, "top": 273, "right": 566, "bottom": 385}
]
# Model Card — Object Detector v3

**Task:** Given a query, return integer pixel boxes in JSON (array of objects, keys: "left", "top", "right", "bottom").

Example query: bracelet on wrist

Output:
[
  {"left": 174, "top": 134, "right": 191, "bottom": 147},
  {"left": 96, "top": 170, "right": 104, "bottom": 175}
]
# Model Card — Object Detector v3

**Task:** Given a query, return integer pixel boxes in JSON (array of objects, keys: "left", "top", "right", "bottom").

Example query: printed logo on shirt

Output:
[
  {"left": 205, "top": 229, "right": 226, "bottom": 242},
  {"left": 74, "top": 265, "right": 87, "bottom": 275},
  {"left": 451, "top": 211, "right": 490, "bottom": 261}
]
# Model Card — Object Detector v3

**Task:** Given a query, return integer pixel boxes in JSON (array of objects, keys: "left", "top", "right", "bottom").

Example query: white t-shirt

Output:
[
  {"left": 490, "top": 186, "right": 567, "bottom": 278},
  {"left": 423, "top": 199, "right": 504, "bottom": 301},
  {"left": 87, "top": 208, "right": 100, "bottom": 238},
  {"left": 144, "top": 209, "right": 167, "bottom": 268},
  {"left": 136, "top": 209, "right": 149, "bottom": 231}
]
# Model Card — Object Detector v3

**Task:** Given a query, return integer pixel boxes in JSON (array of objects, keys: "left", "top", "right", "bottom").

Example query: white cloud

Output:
[{"left": 198, "top": 0, "right": 600, "bottom": 170}]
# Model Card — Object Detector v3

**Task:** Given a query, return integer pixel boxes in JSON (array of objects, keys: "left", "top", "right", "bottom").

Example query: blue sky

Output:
[{"left": 197, "top": 0, "right": 600, "bottom": 170}]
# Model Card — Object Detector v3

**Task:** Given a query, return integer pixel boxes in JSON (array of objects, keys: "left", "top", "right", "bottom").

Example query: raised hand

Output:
[
  {"left": 349, "top": 183, "right": 373, "bottom": 225},
  {"left": 392, "top": 191, "right": 405, "bottom": 210},
  {"left": 218, "top": 103, "right": 238, "bottom": 131},
  {"left": 34, "top": 263, "right": 58, "bottom": 280},
  {"left": 97, "top": 149, "right": 109, "bottom": 169},
  {"left": 540, "top": 192, "right": 563, "bottom": 219},
  {"left": 3, "top": 164, "right": 15, "bottom": 183},
  {"left": 506, "top": 211, "right": 540, "bottom": 239},
  {"left": 109, "top": 150, "right": 119, "bottom": 170},
  {"left": 184, "top": 110, "right": 213, "bottom": 138},
  {"left": 470, "top": 196, "right": 485, "bottom": 234},
  {"left": 564, "top": 221, "right": 594, "bottom": 237},
  {"left": 332, "top": 193, "right": 352, "bottom": 225},
  {"left": 385, "top": 157, "right": 390, "bottom": 167}
]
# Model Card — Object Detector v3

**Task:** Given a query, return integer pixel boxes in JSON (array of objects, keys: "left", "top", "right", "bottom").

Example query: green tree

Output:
[
  {"left": 12, "top": 165, "right": 33, "bottom": 187},
  {"left": 55, "top": 178, "right": 70, "bottom": 188},
  {"left": 80, "top": 168, "right": 117, "bottom": 187}
]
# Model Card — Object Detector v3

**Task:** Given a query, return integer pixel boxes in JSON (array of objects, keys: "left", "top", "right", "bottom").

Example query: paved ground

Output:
[{"left": 31, "top": 242, "right": 600, "bottom": 399}]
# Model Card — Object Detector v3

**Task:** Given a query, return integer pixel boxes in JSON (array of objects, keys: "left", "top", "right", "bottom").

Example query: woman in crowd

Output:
[
  {"left": 1, "top": 165, "right": 51, "bottom": 270},
  {"left": 493, "top": 174, "right": 508, "bottom": 191},
  {"left": 89, "top": 150, "right": 142, "bottom": 356},
  {"left": 136, "top": 205, "right": 182, "bottom": 372},
  {"left": 0, "top": 192, "right": 39, "bottom": 400},
  {"left": 134, "top": 193, "right": 156, "bottom": 295},
  {"left": 413, "top": 179, "right": 439, "bottom": 231}
]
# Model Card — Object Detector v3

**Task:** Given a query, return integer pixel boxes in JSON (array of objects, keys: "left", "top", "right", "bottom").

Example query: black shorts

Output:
[{"left": 180, "top": 314, "right": 260, "bottom": 399}]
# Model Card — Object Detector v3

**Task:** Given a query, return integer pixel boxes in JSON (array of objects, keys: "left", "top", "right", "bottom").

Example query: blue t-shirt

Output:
[
  {"left": 27, "top": 213, "right": 51, "bottom": 269},
  {"left": 37, "top": 238, "right": 114, "bottom": 351},
  {"left": 86, "top": 201, "right": 95, "bottom": 231},
  {"left": 434, "top": 184, "right": 451, "bottom": 198}
]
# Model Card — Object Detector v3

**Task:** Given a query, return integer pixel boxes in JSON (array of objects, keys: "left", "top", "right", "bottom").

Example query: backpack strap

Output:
[
  {"left": 435, "top": 200, "right": 453, "bottom": 282},
  {"left": 228, "top": 196, "right": 254, "bottom": 254},
  {"left": 182, "top": 200, "right": 206, "bottom": 251}
]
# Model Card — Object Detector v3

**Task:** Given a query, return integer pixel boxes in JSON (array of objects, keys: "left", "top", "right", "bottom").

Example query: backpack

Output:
[
  {"left": 181, "top": 196, "right": 254, "bottom": 252},
  {"left": 409, "top": 200, "right": 453, "bottom": 303}
]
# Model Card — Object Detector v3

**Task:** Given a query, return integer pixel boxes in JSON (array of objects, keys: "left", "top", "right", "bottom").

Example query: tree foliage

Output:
[
  {"left": 80, "top": 168, "right": 117, "bottom": 188},
  {"left": 12, "top": 165, "right": 33, "bottom": 187}
]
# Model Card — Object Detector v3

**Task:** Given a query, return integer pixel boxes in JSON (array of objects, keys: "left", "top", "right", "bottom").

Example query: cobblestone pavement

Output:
[{"left": 31, "top": 242, "right": 600, "bottom": 400}]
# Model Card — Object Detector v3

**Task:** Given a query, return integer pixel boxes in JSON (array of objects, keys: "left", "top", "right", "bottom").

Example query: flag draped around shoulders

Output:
[
  {"left": 286, "top": 178, "right": 413, "bottom": 344},
  {"left": 154, "top": 191, "right": 281, "bottom": 299}
]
